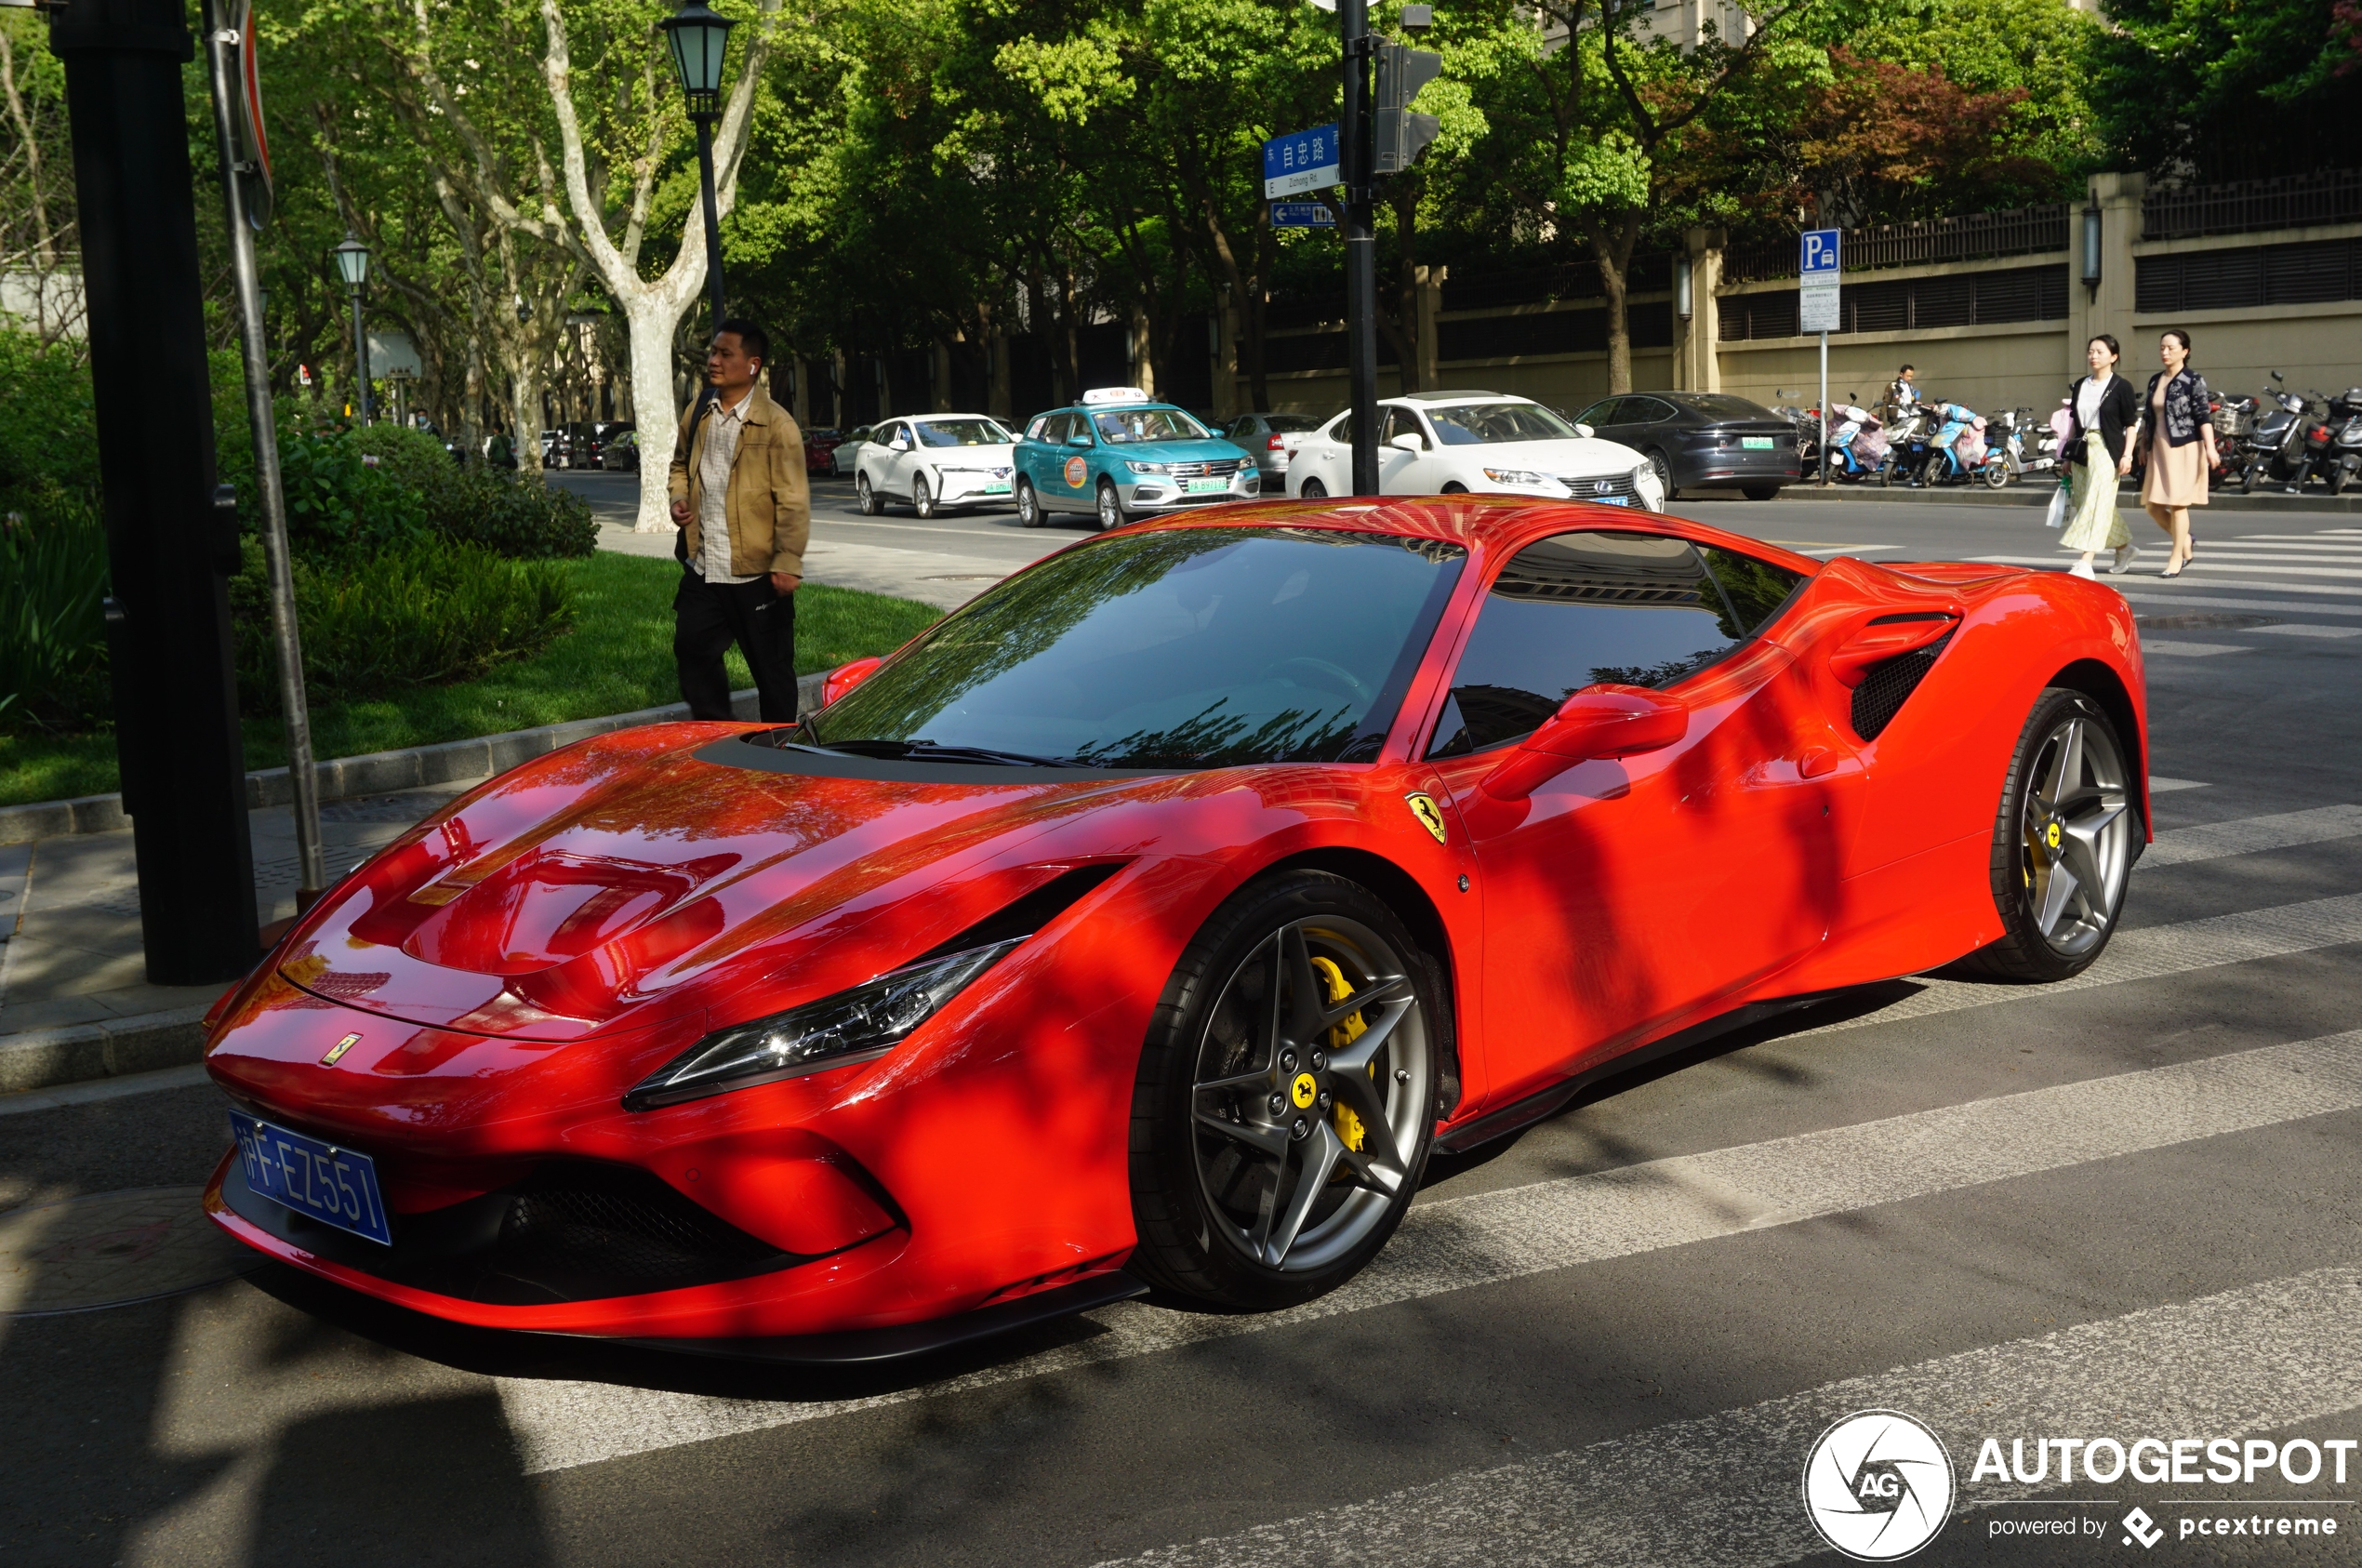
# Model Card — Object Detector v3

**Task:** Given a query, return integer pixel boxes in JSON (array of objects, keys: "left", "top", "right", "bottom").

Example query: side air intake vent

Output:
[{"left": 1851, "top": 631, "right": 1955, "bottom": 741}]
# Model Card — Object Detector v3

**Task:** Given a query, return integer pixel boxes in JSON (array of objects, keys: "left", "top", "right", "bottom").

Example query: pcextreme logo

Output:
[{"left": 1803, "top": 1410, "right": 1956, "bottom": 1561}]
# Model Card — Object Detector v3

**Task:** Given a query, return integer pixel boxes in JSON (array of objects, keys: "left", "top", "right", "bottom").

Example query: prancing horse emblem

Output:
[{"left": 1404, "top": 792, "right": 1448, "bottom": 844}]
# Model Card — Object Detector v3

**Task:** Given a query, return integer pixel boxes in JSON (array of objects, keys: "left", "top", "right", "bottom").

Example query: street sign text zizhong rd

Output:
[{"left": 1263, "top": 126, "right": 1340, "bottom": 198}]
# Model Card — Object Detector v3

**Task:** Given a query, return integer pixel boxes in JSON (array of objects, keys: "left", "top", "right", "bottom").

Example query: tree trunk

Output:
[
  {"left": 1591, "top": 212, "right": 1644, "bottom": 394},
  {"left": 627, "top": 306, "right": 683, "bottom": 531}
]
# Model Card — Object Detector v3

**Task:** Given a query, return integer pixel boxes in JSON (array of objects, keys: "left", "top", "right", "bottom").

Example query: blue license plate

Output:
[
  {"left": 1593, "top": 495, "right": 1630, "bottom": 506},
  {"left": 230, "top": 1111, "right": 392, "bottom": 1245}
]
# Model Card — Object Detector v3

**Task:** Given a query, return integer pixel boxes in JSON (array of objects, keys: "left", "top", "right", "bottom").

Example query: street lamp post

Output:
[
  {"left": 660, "top": 1, "right": 736, "bottom": 334},
  {"left": 333, "top": 232, "right": 371, "bottom": 423}
]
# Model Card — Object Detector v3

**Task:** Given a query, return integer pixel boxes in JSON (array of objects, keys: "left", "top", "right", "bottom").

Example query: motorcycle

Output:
[
  {"left": 1980, "top": 406, "right": 2050, "bottom": 489},
  {"left": 1917, "top": 401, "right": 1987, "bottom": 486},
  {"left": 2210, "top": 393, "right": 2258, "bottom": 490},
  {"left": 1879, "top": 404, "right": 1932, "bottom": 485},
  {"left": 1821, "top": 403, "right": 1891, "bottom": 483},
  {"left": 2244, "top": 372, "right": 2324, "bottom": 493},
  {"left": 2322, "top": 387, "right": 2362, "bottom": 496}
]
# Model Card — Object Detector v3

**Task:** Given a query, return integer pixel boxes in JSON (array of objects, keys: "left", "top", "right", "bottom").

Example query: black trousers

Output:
[{"left": 674, "top": 571, "right": 798, "bottom": 723}]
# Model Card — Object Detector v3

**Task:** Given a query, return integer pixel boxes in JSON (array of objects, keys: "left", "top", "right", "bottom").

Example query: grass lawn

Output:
[{"left": 0, "top": 553, "right": 941, "bottom": 808}]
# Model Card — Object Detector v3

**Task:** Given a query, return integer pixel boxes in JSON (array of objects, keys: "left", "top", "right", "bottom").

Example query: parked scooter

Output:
[
  {"left": 2322, "top": 387, "right": 2362, "bottom": 495},
  {"left": 1980, "top": 406, "right": 2049, "bottom": 489},
  {"left": 2244, "top": 372, "right": 2324, "bottom": 493},
  {"left": 1879, "top": 404, "right": 1932, "bottom": 485},
  {"left": 2210, "top": 392, "right": 2258, "bottom": 490},
  {"left": 1917, "top": 401, "right": 1987, "bottom": 486},
  {"left": 1823, "top": 402, "right": 1892, "bottom": 482}
]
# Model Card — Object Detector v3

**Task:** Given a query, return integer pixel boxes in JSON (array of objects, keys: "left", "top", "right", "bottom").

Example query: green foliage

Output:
[
  {"left": 2092, "top": 0, "right": 2362, "bottom": 179},
  {"left": 420, "top": 470, "right": 600, "bottom": 560},
  {"left": 276, "top": 431, "right": 430, "bottom": 557},
  {"left": 0, "top": 332, "right": 100, "bottom": 517},
  {"left": 0, "top": 498, "right": 110, "bottom": 732},
  {"left": 229, "top": 535, "right": 574, "bottom": 710}
]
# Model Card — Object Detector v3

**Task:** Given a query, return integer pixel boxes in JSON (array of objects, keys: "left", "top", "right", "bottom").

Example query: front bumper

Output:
[
  {"left": 930, "top": 467, "right": 1016, "bottom": 505},
  {"left": 1126, "top": 472, "right": 1261, "bottom": 511}
]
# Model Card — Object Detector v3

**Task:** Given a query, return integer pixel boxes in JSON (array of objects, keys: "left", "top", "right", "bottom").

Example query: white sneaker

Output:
[
  {"left": 2068, "top": 560, "right": 2098, "bottom": 580},
  {"left": 2111, "top": 542, "right": 2140, "bottom": 575}
]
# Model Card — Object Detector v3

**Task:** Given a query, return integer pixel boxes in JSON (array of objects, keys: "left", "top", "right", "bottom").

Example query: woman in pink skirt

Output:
[{"left": 2136, "top": 329, "right": 2219, "bottom": 578}]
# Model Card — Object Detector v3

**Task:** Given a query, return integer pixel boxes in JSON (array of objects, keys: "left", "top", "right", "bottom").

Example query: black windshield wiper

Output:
[{"left": 816, "top": 738, "right": 1085, "bottom": 768}]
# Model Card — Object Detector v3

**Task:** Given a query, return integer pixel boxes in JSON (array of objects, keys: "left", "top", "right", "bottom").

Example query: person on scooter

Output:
[
  {"left": 2136, "top": 329, "right": 2217, "bottom": 578},
  {"left": 2059, "top": 334, "right": 2143, "bottom": 578},
  {"left": 1883, "top": 365, "right": 1920, "bottom": 424}
]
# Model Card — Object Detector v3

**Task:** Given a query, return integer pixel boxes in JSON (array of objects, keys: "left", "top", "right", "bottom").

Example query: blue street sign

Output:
[
  {"left": 1270, "top": 202, "right": 1337, "bottom": 229},
  {"left": 1263, "top": 126, "right": 1341, "bottom": 198},
  {"left": 1800, "top": 229, "right": 1841, "bottom": 273}
]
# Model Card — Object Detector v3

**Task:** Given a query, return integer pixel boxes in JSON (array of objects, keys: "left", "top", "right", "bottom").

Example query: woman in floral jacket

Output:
[{"left": 2136, "top": 329, "right": 2219, "bottom": 578}]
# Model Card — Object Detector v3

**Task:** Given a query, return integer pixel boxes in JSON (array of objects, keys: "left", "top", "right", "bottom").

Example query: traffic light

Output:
[{"left": 1373, "top": 40, "right": 1442, "bottom": 176}]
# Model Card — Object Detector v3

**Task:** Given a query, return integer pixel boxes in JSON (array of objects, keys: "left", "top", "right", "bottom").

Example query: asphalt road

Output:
[{"left": 6, "top": 497, "right": 2361, "bottom": 1566}]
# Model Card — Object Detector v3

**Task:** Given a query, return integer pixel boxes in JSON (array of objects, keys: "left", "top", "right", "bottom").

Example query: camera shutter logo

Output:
[{"left": 1802, "top": 1409, "right": 1955, "bottom": 1561}]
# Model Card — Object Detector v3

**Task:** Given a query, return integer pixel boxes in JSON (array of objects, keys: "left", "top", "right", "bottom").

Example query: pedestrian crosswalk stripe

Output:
[
  {"left": 1965, "top": 556, "right": 2362, "bottom": 588},
  {"left": 498, "top": 1015, "right": 2362, "bottom": 1476},
  {"left": 2130, "top": 576, "right": 2362, "bottom": 596},
  {"left": 2139, "top": 804, "right": 2362, "bottom": 869},
  {"left": 2143, "top": 639, "right": 2250, "bottom": 656},
  {"left": 1095, "top": 1265, "right": 2362, "bottom": 1568},
  {"left": 2117, "top": 591, "right": 2362, "bottom": 618},
  {"left": 2258, "top": 622, "right": 2362, "bottom": 638},
  {"left": 1798, "top": 890, "right": 2362, "bottom": 1040},
  {"left": 2149, "top": 776, "right": 2209, "bottom": 791}
]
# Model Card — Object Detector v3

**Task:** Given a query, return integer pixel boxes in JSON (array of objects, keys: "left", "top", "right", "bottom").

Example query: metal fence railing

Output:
[
  {"left": 1723, "top": 206, "right": 2069, "bottom": 284},
  {"left": 2142, "top": 172, "right": 2362, "bottom": 241}
]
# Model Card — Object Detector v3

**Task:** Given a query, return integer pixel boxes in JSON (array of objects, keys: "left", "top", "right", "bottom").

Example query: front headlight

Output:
[
  {"left": 1631, "top": 462, "right": 1662, "bottom": 508},
  {"left": 1127, "top": 460, "right": 1171, "bottom": 474},
  {"left": 1482, "top": 468, "right": 1555, "bottom": 489},
  {"left": 622, "top": 939, "right": 1020, "bottom": 1110}
]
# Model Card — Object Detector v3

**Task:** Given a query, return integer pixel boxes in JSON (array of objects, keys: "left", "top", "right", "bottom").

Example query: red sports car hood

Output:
[{"left": 264, "top": 725, "right": 1183, "bottom": 1041}]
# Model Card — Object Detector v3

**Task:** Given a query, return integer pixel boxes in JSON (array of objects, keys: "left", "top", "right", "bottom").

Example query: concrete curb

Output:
[
  {"left": 1775, "top": 482, "right": 2362, "bottom": 512},
  {"left": 0, "top": 1004, "right": 214, "bottom": 1096},
  {"left": 0, "top": 673, "right": 827, "bottom": 847}
]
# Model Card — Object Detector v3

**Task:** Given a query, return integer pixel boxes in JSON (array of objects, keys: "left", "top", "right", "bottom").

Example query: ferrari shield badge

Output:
[
  {"left": 1404, "top": 792, "right": 1448, "bottom": 844},
  {"left": 320, "top": 1032, "right": 362, "bottom": 1066}
]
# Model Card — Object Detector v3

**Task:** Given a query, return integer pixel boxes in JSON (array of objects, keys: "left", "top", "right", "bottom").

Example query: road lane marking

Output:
[
  {"left": 2142, "top": 639, "right": 2251, "bottom": 656},
  {"left": 1095, "top": 1266, "right": 2362, "bottom": 1568},
  {"left": 1966, "top": 557, "right": 2362, "bottom": 590},
  {"left": 497, "top": 1025, "right": 2362, "bottom": 1475},
  {"left": 2149, "top": 776, "right": 2209, "bottom": 791},
  {"left": 2140, "top": 805, "right": 2362, "bottom": 869},
  {"left": 1798, "top": 890, "right": 2362, "bottom": 1040},
  {"left": 2117, "top": 591, "right": 2362, "bottom": 618},
  {"left": 2258, "top": 622, "right": 2362, "bottom": 638}
]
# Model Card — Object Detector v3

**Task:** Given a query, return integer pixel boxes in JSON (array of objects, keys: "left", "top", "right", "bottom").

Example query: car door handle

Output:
[{"left": 1798, "top": 748, "right": 1840, "bottom": 779}]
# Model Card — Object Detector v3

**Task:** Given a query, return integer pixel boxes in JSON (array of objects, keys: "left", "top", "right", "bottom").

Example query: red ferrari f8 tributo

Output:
[{"left": 203, "top": 498, "right": 2147, "bottom": 1357}]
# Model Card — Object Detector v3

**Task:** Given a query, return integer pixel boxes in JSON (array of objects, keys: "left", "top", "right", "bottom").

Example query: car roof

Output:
[{"left": 1095, "top": 495, "right": 1827, "bottom": 572}]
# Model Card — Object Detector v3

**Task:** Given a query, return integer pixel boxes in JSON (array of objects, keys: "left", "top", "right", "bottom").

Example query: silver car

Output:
[{"left": 1221, "top": 412, "right": 1328, "bottom": 486}]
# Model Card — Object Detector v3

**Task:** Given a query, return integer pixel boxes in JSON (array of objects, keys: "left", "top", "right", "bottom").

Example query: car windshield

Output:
[
  {"left": 1666, "top": 393, "right": 1780, "bottom": 421},
  {"left": 1426, "top": 403, "right": 1582, "bottom": 445},
  {"left": 916, "top": 419, "right": 1013, "bottom": 447},
  {"left": 1093, "top": 408, "right": 1212, "bottom": 444},
  {"left": 805, "top": 527, "right": 1466, "bottom": 768}
]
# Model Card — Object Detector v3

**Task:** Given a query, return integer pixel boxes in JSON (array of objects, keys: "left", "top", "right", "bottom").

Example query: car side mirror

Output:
[
  {"left": 1479, "top": 685, "right": 1690, "bottom": 802},
  {"left": 1574, "top": 423, "right": 1595, "bottom": 439},
  {"left": 889, "top": 437, "right": 909, "bottom": 452},
  {"left": 821, "top": 656, "right": 883, "bottom": 708},
  {"left": 1389, "top": 432, "right": 1424, "bottom": 452}
]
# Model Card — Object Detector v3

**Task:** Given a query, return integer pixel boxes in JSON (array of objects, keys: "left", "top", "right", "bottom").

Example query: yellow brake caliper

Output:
[{"left": 1308, "top": 955, "right": 1372, "bottom": 1153}]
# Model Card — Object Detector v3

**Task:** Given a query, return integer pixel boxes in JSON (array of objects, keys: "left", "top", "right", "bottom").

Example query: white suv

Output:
[
  {"left": 856, "top": 414, "right": 1019, "bottom": 517},
  {"left": 1285, "top": 392, "right": 1663, "bottom": 511}
]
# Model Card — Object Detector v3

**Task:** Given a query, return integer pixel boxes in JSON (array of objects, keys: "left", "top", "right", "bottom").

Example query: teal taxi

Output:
[{"left": 1013, "top": 388, "right": 1260, "bottom": 530}]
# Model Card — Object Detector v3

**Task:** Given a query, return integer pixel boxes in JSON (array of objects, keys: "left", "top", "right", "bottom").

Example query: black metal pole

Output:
[
  {"left": 1340, "top": 0, "right": 1378, "bottom": 496},
  {"left": 350, "top": 286, "right": 372, "bottom": 423},
  {"left": 49, "top": 0, "right": 259, "bottom": 982},
  {"left": 695, "top": 112, "right": 725, "bottom": 329}
]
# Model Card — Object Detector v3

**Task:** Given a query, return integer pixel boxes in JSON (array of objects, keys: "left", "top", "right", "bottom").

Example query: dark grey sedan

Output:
[
  {"left": 1570, "top": 392, "right": 1801, "bottom": 500},
  {"left": 1220, "top": 412, "right": 1328, "bottom": 486}
]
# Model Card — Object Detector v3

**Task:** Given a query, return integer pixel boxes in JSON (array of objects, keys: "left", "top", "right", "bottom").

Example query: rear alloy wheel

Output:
[
  {"left": 1742, "top": 484, "right": 1780, "bottom": 501},
  {"left": 856, "top": 472, "right": 882, "bottom": 516},
  {"left": 1015, "top": 477, "right": 1044, "bottom": 527},
  {"left": 1128, "top": 871, "right": 1440, "bottom": 1309},
  {"left": 1984, "top": 462, "right": 2010, "bottom": 489},
  {"left": 913, "top": 472, "right": 937, "bottom": 518},
  {"left": 1095, "top": 479, "right": 1126, "bottom": 532},
  {"left": 1966, "top": 688, "right": 2136, "bottom": 983},
  {"left": 1298, "top": 477, "right": 1328, "bottom": 499},
  {"left": 1647, "top": 450, "right": 1678, "bottom": 501}
]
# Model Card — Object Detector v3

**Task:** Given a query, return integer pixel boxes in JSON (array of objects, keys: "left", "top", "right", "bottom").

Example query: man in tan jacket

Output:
[{"left": 667, "top": 319, "right": 811, "bottom": 722}]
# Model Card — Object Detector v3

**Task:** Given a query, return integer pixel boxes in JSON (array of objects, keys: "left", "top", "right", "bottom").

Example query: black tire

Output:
[
  {"left": 2241, "top": 459, "right": 2259, "bottom": 495},
  {"left": 856, "top": 472, "right": 882, "bottom": 516},
  {"left": 913, "top": 472, "right": 937, "bottom": 517},
  {"left": 1440, "top": 482, "right": 1468, "bottom": 494},
  {"left": 1095, "top": 479, "right": 1125, "bottom": 532},
  {"left": 1647, "top": 449, "right": 1677, "bottom": 501},
  {"left": 1983, "top": 462, "right": 2010, "bottom": 490},
  {"left": 1127, "top": 870, "right": 1442, "bottom": 1310},
  {"left": 1742, "top": 484, "right": 1780, "bottom": 501},
  {"left": 1015, "top": 477, "right": 1045, "bottom": 527},
  {"left": 1963, "top": 688, "right": 2138, "bottom": 984},
  {"left": 1298, "top": 477, "right": 1328, "bottom": 499}
]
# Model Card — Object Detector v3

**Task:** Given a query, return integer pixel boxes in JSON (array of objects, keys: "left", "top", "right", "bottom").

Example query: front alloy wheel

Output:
[
  {"left": 1095, "top": 479, "right": 1125, "bottom": 532},
  {"left": 1968, "top": 688, "right": 2135, "bottom": 982},
  {"left": 913, "top": 472, "right": 937, "bottom": 517},
  {"left": 1015, "top": 478, "right": 1043, "bottom": 527},
  {"left": 1129, "top": 871, "right": 1439, "bottom": 1309}
]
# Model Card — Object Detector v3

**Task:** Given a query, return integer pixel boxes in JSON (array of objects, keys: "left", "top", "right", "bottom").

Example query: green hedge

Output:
[{"left": 0, "top": 498, "right": 110, "bottom": 732}]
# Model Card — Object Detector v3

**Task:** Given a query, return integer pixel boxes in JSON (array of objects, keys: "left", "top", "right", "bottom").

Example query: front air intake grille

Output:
[
  {"left": 493, "top": 1163, "right": 788, "bottom": 1298},
  {"left": 1558, "top": 472, "right": 1639, "bottom": 499},
  {"left": 1167, "top": 458, "right": 1243, "bottom": 479},
  {"left": 1851, "top": 631, "right": 1955, "bottom": 741}
]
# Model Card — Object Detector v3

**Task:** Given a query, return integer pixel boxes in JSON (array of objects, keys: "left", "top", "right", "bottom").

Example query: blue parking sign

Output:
[{"left": 1800, "top": 229, "right": 1841, "bottom": 273}]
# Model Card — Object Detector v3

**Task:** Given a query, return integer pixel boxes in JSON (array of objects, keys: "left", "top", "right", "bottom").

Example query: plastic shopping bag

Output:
[{"left": 2043, "top": 478, "right": 2069, "bottom": 530}]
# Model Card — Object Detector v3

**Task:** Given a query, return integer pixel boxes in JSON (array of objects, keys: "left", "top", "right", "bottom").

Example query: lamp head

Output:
[
  {"left": 661, "top": 1, "right": 736, "bottom": 117},
  {"left": 331, "top": 232, "right": 370, "bottom": 289}
]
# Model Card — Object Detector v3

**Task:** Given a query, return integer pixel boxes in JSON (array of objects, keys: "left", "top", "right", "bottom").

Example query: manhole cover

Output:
[
  {"left": 2137, "top": 613, "right": 2279, "bottom": 630},
  {"left": 0, "top": 1188, "right": 263, "bottom": 1317}
]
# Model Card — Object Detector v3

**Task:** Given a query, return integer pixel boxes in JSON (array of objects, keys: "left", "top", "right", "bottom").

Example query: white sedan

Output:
[
  {"left": 856, "top": 414, "right": 1019, "bottom": 517},
  {"left": 1285, "top": 392, "right": 1664, "bottom": 511}
]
